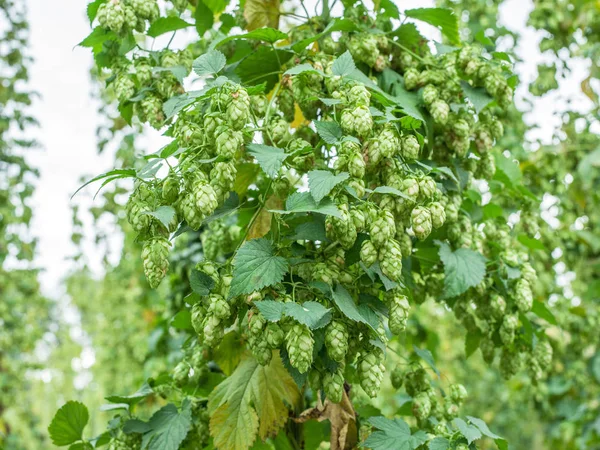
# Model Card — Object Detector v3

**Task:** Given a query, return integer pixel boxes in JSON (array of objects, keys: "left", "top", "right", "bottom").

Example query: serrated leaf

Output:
[
  {"left": 531, "top": 300, "right": 557, "bottom": 325},
  {"left": 494, "top": 153, "right": 522, "bottom": 187},
  {"left": 453, "top": 418, "right": 482, "bottom": 444},
  {"left": 87, "top": 0, "right": 106, "bottom": 23},
  {"left": 314, "top": 120, "right": 343, "bottom": 144},
  {"left": 290, "top": 18, "right": 359, "bottom": 52},
  {"left": 465, "top": 330, "right": 482, "bottom": 358},
  {"left": 254, "top": 300, "right": 286, "bottom": 321},
  {"left": 518, "top": 234, "right": 545, "bottom": 250},
  {"left": 142, "top": 401, "right": 192, "bottom": 450},
  {"left": 362, "top": 416, "right": 428, "bottom": 450},
  {"left": 236, "top": 46, "right": 292, "bottom": 92},
  {"left": 147, "top": 17, "right": 193, "bottom": 38},
  {"left": 123, "top": 419, "right": 152, "bottom": 434},
  {"left": 48, "top": 401, "right": 89, "bottom": 446},
  {"left": 78, "top": 26, "right": 117, "bottom": 48},
  {"left": 461, "top": 81, "right": 494, "bottom": 113},
  {"left": 428, "top": 437, "right": 450, "bottom": 450},
  {"left": 331, "top": 284, "right": 376, "bottom": 330},
  {"left": 393, "top": 23, "right": 426, "bottom": 52},
  {"left": 437, "top": 242, "right": 486, "bottom": 298},
  {"left": 332, "top": 51, "right": 356, "bottom": 77},
  {"left": 190, "top": 269, "right": 216, "bottom": 295},
  {"left": 271, "top": 192, "right": 342, "bottom": 217},
  {"left": 284, "top": 301, "right": 332, "bottom": 329},
  {"left": 171, "top": 310, "right": 192, "bottom": 330},
  {"left": 72, "top": 169, "right": 136, "bottom": 199},
  {"left": 193, "top": 49, "right": 227, "bottom": 76},
  {"left": 404, "top": 8, "right": 460, "bottom": 46},
  {"left": 308, "top": 170, "right": 349, "bottom": 203},
  {"left": 229, "top": 239, "right": 288, "bottom": 298},
  {"left": 413, "top": 346, "right": 440, "bottom": 377},
  {"left": 239, "top": 27, "right": 287, "bottom": 43},
  {"left": 214, "top": 332, "right": 246, "bottom": 376},
  {"left": 105, "top": 383, "right": 153, "bottom": 406},
  {"left": 284, "top": 63, "right": 322, "bottom": 76},
  {"left": 195, "top": 0, "right": 214, "bottom": 36},
  {"left": 142, "top": 206, "right": 176, "bottom": 230},
  {"left": 246, "top": 144, "right": 288, "bottom": 178},
  {"left": 208, "top": 354, "right": 299, "bottom": 450},
  {"left": 292, "top": 219, "right": 328, "bottom": 242},
  {"left": 466, "top": 416, "right": 502, "bottom": 440}
]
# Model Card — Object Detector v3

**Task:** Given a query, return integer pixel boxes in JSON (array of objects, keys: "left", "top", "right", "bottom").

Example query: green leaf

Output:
[
  {"left": 474, "top": 29, "right": 494, "bottom": 47},
  {"left": 78, "top": 27, "right": 117, "bottom": 48},
  {"left": 314, "top": 120, "right": 343, "bottom": 144},
  {"left": 428, "top": 437, "right": 450, "bottom": 450},
  {"left": 254, "top": 300, "right": 286, "bottom": 321},
  {"left": 466, "top": 416, "right": 502, "bottom": 440},
  {"left": 331, "top": 284, "right": 376, "bottom": 330},
  {"left": 72, "top": 169, "right": 137, "bottom": 199},
  {"left": 284, "top": 301, "right": 332, "bottom": 329},
  {"left": 379, "top": 0, "right": 400, "bottom": 18},
  {"left": 290, "top": 18, "right": 359, "bottom": 52},
  {"left": 413, "top": 346, "right": 440, "bottom": 377},
  {"left": 369, "top": 186, "right": 412, "bottom": 201},
  {"left": 142, "top": 206, "right": 176, "bottom": 230},
  {"left": 461, "top": 81, "right": 494, "bottom": 113},
  {"left": 453, "top": 418, "right": 482, "bottom": 444},
  {"left": 236, "top": 47, "right": 293, "bottom": 92},
  {"left": 362, "top": 416, "right": 428, "bottom": 450},
  {"left": 308, "top": 170, "right": 350, "bottom": 203},
  {"left": 437, "top": 242, "right": 486, "bottom": 298},
  {"left": 246, "top": 144, "right": 288, "bottom": 178},
  {"left": 332, "top": 51, "right": 356, "bottom": 77},
  {"left": 147, "top": 17, "right": 193, "bottom": 38},
  {"left": 87, "top": 0, "right": 106, "bottom": 23},
  {"left": 229, "top": 239, "right": 289, "bottom": 298},
  {"left": 48, "top": 401, "right": 89, "bottom": 446},
  {"left": 531, "top": 300, "right": 557, "bottom": 325},
  {"left": 195, "top": 0, "right": 214, "bottom": 36},
  {"left": 393, "top": 23, "right": 426, "bottom": 52},
  {"left": 237, "top": 27, "right": 287, "bottom": 43},
  {"left": 271, "top": 192, "right": 341, "bottom": 217},
  {"left": 152, "top": 66, "right": 188, "bottom": 83},
  {"left": 190, "top": 269, "right": 216, "bottom": 296},
  {"left": 105, "top": 383, "right": 153, "bottom": 406},
  {"left": 518, "top": 234, "right": 546, "bottom": 250},
  {"left": 292, "top": 219, "right": 328, "bottom": 242},
  {"left": 203, "top": 0, "right": 228, "bottom": 12},
  {"left": 494, "top": 153, "right": 522, "bottom": 187},
  {"left": 483, "top": 203, "right": 504, "bottom": 219},
  {"left": 284, "top": 63, "right": 322, "bottom": 76},
  {"left": 404, "top": 8, "right": 460, "bottom": 46},
  {"left": 465, "top": 330, "right": 482, "bottom": 358},
  {"left": 171, "top": 310, "right": 192, "bottom": 330},
  {"left": 208, "top": 354, "right": 300, "bottom": 450},
  {"left": 193, "top": 49, "right": 227, "bottom": 76},
  {"left": 141, "top": 401, "right": 192, "bottom": 450}
]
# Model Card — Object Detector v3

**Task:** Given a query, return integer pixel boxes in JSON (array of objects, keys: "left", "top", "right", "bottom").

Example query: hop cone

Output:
[
  {"left": 360, "top": 240, "right": 377, "bottom": 267},
  {"left": 286, "top": 324, "right": 314, "bottom": 373},
  {"left": 411, "top": 206, "right": 432, "bottom": 240},
  {"left": 378, "top": 239, "right": 403, "bottom": 282},
  {"left": 387, "top": 292, "right": 410, "bottom": 334},
  {"left": 323, "top": 368, "right": 345, "bottom": 403},
  {"left": 514, "top": 278, "right": 533, "bottom": 312},
  {"left": 370, "top": 210, "right": 396, "bottom": 248},
  {"left": 142, "top": 236, "right": 171, "bottom": 288},
  {"left": 358, "top": 351, "right": 385, "bottom": 398},
  {"left": 325, "top": 320, "right": 349, "bottom": 362}
]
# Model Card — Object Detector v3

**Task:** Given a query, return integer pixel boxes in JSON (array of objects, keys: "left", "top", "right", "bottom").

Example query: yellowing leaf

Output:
[
  {"left": 214, "top": 333, "right": 246, "bottom": 376},
  {"left": 247, "top": 195, "right": 282, "bottom": 240},
  {"left": 208, "top": 353, "right": 300, "bottom": 450},
  {"left": 244, "top": 0, "right": 280, "bottom": 31},
  {"left": 291, "top": 103, "right": 307, "bottom": 129}
]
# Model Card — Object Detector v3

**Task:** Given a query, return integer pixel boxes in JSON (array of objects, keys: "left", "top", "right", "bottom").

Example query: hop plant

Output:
[
  {"left": 378, "top": 239, "right": 403, "bottom": 282},
  {"left": 429, "top": 202, "right": 446, "bottom": 229},
  {"left": 141, "top": 236, "right": 170, "bottom": 288},
  {"left": 181, "top": 179, "right": 218, "bottom": 230},
  {"left": 286, "top": 324, "right": 314, "bottom": 373},
  {"left": 514, "top": 278, "right": 533, "bottom": 312},
  {"left": 412, "top": 392, "right": 432, "bottom": 421},
  {"left": 401, "top": 134, "right": 420, "bottom": 160},
  {"left": 370, "top": 210, "right": 396, "bottom": 248},
  {"left": 341, "top": 105, "right": 373, "bottom": 138},
  {"left": 360, "top": 240, "right": 378, "bottom": 267},
  {"left": 325, "top": 320, "right": 349, "bottom": 362}
]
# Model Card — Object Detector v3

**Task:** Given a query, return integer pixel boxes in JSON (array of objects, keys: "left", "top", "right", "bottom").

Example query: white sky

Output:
[{"left": 25, "top": 0, "right": 593, "bottom": 299}]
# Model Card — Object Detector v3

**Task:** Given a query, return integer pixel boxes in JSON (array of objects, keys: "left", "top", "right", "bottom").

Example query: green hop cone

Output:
[
  {"left": 130, "top": 0, "right": 160, "bottom": 20},
  {"left": 327, "top": 204, "right": 357, "bottom": 250},
  {"left": 267, "top": 117, "right": 291, "bottom": 146},
  {"left": 378, "top": 239, "right": 403, "bottom": 282},
  {"left": 140, "top": 94, "right": 165, "bottom": 129},
  {"left": 210, "top": 161, "right": 237, "bottom": 201},
  {"left": 411, "top": 206, "right": 432, "bottom": 240},
  {"left": 162, "top": 176, "right": 180, "bottom": 204},
  {"left": 348, "top": 85, "right": 370, "bottom": 106},
  {"left": 173, "top": 361, "right": 190, "bottom": 386},
  {"left": 126, "top": 200, "right": 152, "bottom": 233},
  {"left": 250, "top": 94, "right": 268, "bottom": 117},
  {"left": 325, "top": 320, "right": 349, "bottom": 362},
  {"left": 521, "top": 262, "right": 537, "bottom": 286},
  {"left": 430, "top": 99, "right": 449, "bottom": 124},
  {"left": 202, "top": 315, "right": 224, "bottom": 347},
  {"left": 141, "top": 236, "right": 170, "bottom": 288},
  {"left": 390, "top": 366, "right": 404, "bottom": 389},
  {"left": 412, "top": 392, "right": 432, "bottom": 421},
  {"left": 479, "top": 335, "right": 496, "bottom": 364},
  {"left": 207, "top": 294, "right": 230, "bottom": 320},
  {"left": 403, "top": 68, "right": 420, "bottom": 90},
  {"left": 183, "top": 179, "right": 218, "bottom": 230},
  {"left": 215, "top": 125, "right": 243, "bottom": 158},
  {"left": 500, "top": 347, "right": 523, "bottom": 379},
  {"left": 404, "top": 368, "right": 428, "bottom": 396},
  {"left": 429, "top": 202, "right": 446, "bottom": 229},
  {"left": 360, "top": 240, "right": 378, "bottom": 267},
  {"left": 323, "top": 367, "right": 345, "bottom": 403},
  {"left": 500, "top": 314, "right": 518, "bottom": 345},
  {"left": 226, "top": 88, "right": 250, "bottom": 130},
  {"left": 341, "top": 105, "right": 373, "bottom": 138},
  {"left": 418, "top": 177, "right": 437, "bottom": 201},
  {"left": 490, "top": 293, "right": 507, "bottom": 320},
  {"left": 278, "top": 88, "right": 296, "bottom": 123},
  {"left": 400, "top": 135, "right": 420, "bottom": 160},
  {"left": 114, "top": 74, "right": 135, "bottom": 103},
  {"left": 191, "top": 303, "right": 206, "bottom": 335},
  {"left": 251, "top": 338, "right": 273, "bottom": 366},
  {"left": 476, "top": 152, "right": 496, "bottom": 179},
  {"left": 422, "top": 84, "right": 438, "bottom": 105},
  {"left": 397, "top": 232, "right": 412, "bottom": 256},
  {"left": 98, "top": 0, "right": 125, "bottom": 32},
  {"left": 396, "top": 177, "right": 420, "bottom": 213},
  {"left": 378, "top": 126, "right": 400, "bottom": 158},
  {"left": 387, "top": 292, "right": 410, "bottom": 334},
  {"left": 358, "top": 351, "right": 385, "bottom": 398},
  {"left": 370, "top": 210, "right": 396, "bottom": 248},
  {"left": 264, "top": 323, "right": 285, "bottom": 349},
  {"left": 449, "top": 384, "right": 468, "bottom": 405},
  {"left": 534, "top": 339, "right": 553, "bottom": 369},
  {"left": 350, "top": 207, "right": 366, "bottom": 231},
  {"left": 286, "top": 324, "right": 314, "bottom": 373},
  {"left": 514, "top": 278, "right": 533, "bottom": 312},
  {"left": 348, "top": 151, "right": 366, "bottom": 178}
]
